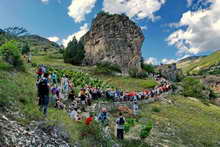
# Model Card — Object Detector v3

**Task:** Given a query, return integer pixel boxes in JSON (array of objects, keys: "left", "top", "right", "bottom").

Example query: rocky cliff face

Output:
[
  {"left": 81, "top": 12, "right": 144, "bottom": 74},
  {"left": 157, "top": 63, "right": 183, "bottom": 82}
]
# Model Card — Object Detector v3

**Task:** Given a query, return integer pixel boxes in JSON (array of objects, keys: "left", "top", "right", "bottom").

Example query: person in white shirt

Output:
[{"left": 133, "top": 102, "right": 139, "bottom": 115}]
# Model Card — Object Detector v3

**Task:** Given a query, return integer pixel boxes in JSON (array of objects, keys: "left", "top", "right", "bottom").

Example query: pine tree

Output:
[{"left": 63, "top": 37, "right": 85, "bottom": 65}]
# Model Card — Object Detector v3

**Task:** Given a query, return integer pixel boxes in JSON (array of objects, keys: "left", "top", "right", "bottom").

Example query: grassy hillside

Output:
[
  {"left": 1, "top": 58, "right": 220, "bottom": 146},
  {"left": 0, "top": 59, "right": 150, "bottom": 146},
  {"left": 0, "top": 60, "right": 109, "bottom": 146},
  {"left": 20, "top": 35, "right": 61, "bottom": 54},
  {"left": 140, "top": 95, "right": 220, "bottom": 146},
  {"left": 177, "top": 50, "right": 220, "bottom": 74},
  {"left": 0, "top": 30, "right": 61, "bottom": 55}
]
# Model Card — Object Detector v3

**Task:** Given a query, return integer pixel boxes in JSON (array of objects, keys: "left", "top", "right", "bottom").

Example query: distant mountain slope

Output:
[
  {"left": 177, "top": 50, "right": 220, "bottom": 74},
  {"left": 20, "top": 35, "right": 61, "bottom": 52},
  {"left": 0, "top": 28, "right": 4, "bottom": 33},
  {"left": 178, "top": 56, "right": 204, "bottom": 64},
  {"left": 0, "top": 27, "right": 61, "bottom": 52}
]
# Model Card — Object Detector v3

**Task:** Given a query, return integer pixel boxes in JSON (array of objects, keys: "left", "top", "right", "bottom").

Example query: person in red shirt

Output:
[{"left": 85, "top": 114, "right": 93, "bottom": 125}]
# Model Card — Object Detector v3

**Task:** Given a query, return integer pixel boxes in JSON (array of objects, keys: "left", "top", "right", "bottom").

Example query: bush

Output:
[
  {"left": 129, "top": 67, "right": 148, "bottom": 79},
  {"left": 31, "top": 62, "right": 38, "bottom": 67},
  {"left": 0, "top": 40, "right": 24, "bottom": 69},
  {"left": 142, "top": 64, "right": 155, "bottom": 73},
  {"left": 21, "top": 43, "right": 30, "bottom": 55},
  {"left": 95, "top": 62, "right": 121, "bottom": 74},
  {"left": 136, "top": 71, "right": 148, "bottom": 79},
  {"left": 181, "top": 77, "right": 207, "bottom": 99},
  {"left": 140, "top": 121, "right": 153, "bottom": 139},
  {"left": 124, "top": 118, "right": 136, "bottom": 133},
  {"left": 152, "top": 106, "right": 161, "bottom": 113},
  {"left": 128, "top": 67, "right": 139, "bottom": 78}
]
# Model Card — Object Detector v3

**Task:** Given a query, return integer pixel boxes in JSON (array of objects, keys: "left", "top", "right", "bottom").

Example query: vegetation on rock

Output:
[
  {"left": 181, "top": 77, "right": 215, "bottom": 99},
  {"left": 95, "top": 61, "right": 121, "bottom": 75}
]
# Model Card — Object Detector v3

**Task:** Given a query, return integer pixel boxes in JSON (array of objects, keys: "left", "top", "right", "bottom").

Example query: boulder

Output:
[{"left": 80, "top": 12, "right": 144, "bottom": 74}]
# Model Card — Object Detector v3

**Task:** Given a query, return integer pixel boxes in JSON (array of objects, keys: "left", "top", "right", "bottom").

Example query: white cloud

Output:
[
  {"left": 47, "top": 36, "right": 60, "bottom": 42},
  {"left": 187, "top": 0, "right": 193, "bottom": 7},
  {"left": 103, "top": 0, "right": 166, "bottom": 21},
  {"left": 141, "top": 26, "right": 148, "bottom": 31},
  {"left": 41, "top": 0, "right": 49, "bottom": 4},
  {"left": 62, "top": 24, "right": 89, "bottom": 47},
  {"left": 144, "top": 57, "right": 158, "bottom": 65},
  {"left": 68, "top": 0, "right": 97, "bottom": 23},
  {"left": 161, "top": 58, "right": 177, "bottom": 64},
  {"left": 167, "top": 0, "right": 220, "bottom": 55}
]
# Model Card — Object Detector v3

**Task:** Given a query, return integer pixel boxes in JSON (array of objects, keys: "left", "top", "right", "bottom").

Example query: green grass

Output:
[
  {"left": 178, "top": 50, "right": 220, "bottom": 74},
  {"left": 0, "top": 60, "right": 109, "bottom": 145},
  {"left": 2, "top": 57, "right": 220, "bottom": 146},
  {"left": 96, "top": 75, "right": 158, "bottom": 91},
  {"left": 32, "top": 55, "right": 93, "bottom": 72},
  {"left": 140, "top": 95, "right": 220, "bottom": 146}
]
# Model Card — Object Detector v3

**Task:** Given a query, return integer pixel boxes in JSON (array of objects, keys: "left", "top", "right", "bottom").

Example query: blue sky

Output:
[{"left": 0, "top": 0, "right": 219, "bottom": 64}]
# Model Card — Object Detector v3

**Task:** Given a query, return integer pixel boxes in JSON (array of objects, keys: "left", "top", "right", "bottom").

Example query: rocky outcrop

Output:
[
  {"left": 0, "top": 114, "right": 70, "bottom": 146},
  {"left": 81, "top": 12, "right": 144, "bottom": 74},
  {"left": 157, "top": 63, "right": 183, "bottom": 82}
]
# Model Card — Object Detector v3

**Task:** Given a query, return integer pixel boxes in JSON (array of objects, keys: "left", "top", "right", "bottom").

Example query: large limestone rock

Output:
[{"left": 80, "top": 12, "right": 144, "bottom": 74}]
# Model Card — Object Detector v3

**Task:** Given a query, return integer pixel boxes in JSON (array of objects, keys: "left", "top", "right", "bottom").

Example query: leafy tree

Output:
[
  {"left": 21, "top": 43, "right": 30, "bottom": 55},
  {"left": 141, "top": 57, "right": 155, "bottom": 73},
  {"left": 142, "top": 64, "right": 155, "bottom": 73},
  {"left": 63, "top": 37, "right": 85, "bottom": 65},
  {"left": 0, "top": 40, "right": 23, "bottom": 68}
]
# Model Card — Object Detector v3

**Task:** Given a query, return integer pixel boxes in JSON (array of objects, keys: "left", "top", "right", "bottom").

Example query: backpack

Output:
[
  {"left": 118, "top": 117, "right": 125, "bottom": 125},
  {"left": 99, "top": 112, "right": 107, "bottom": 121},
  {"left": 51, "top": 87, "right": 57, "bottom": 94},
  {"left": 38, "top": 79, "right": 49, "bottom": 95}
]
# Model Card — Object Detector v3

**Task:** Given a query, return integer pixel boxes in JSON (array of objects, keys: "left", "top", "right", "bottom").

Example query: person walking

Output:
[
  {"left": 116, "top": 112, "right": 125, "bottom": 140},
  {"left": 98, "top": 108, "right": 108, "bottom": 126},
  {"left": 51, "top": 72, "right": 58, "bottom": 85},
  {"left": 133, "top": 101, "right": 139, "bottom": 116},
  {"left": 38, "top": 73, "right": 50, "bottom": 116},
  {"left": 79, "top": 89, "right": 86, "bottom": 112}
]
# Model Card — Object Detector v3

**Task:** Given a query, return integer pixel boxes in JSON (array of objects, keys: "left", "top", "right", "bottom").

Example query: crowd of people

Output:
[{"left": 35, "top": 65, "right": 172, "bottom": 140}]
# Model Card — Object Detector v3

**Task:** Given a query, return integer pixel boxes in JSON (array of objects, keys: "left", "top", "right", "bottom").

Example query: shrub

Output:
[
  {"left": 152, "top": 106, "right": 161, "bottom": 113},
  {"left": 21, "top": 43, "right": 30, "bottom": 55},
  {"left": 124, "top": 118, "right": 136, "bottom": 133},
  {"left": 129, "top": 67, "right": 148, "bottom": 79},
  {"left": 142, "top": 64, "right": 155, "bottom": 73},
  {"left": 140, "top": 121, "right": 153, "bottom": 139},
  {"left": 181, "top": 77, "right": 206, "bottom": 99},
  {"left": 95, "top": 62, "right": 121, "bottom": 74},
  {"left": 128, "top": 67, "right": 139, "bottom": 78},
  {"left": 0, "top": 40, "right": 24, "bottom": 69},
  {"left": 124, "top": 123, "right": 130, "bottom": 133},
  {"left": 31, "top": 62, "right": 37, "bottom": 67},
  {"left": 136, "top": 71, "right": 148, "bottom": 79}
]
